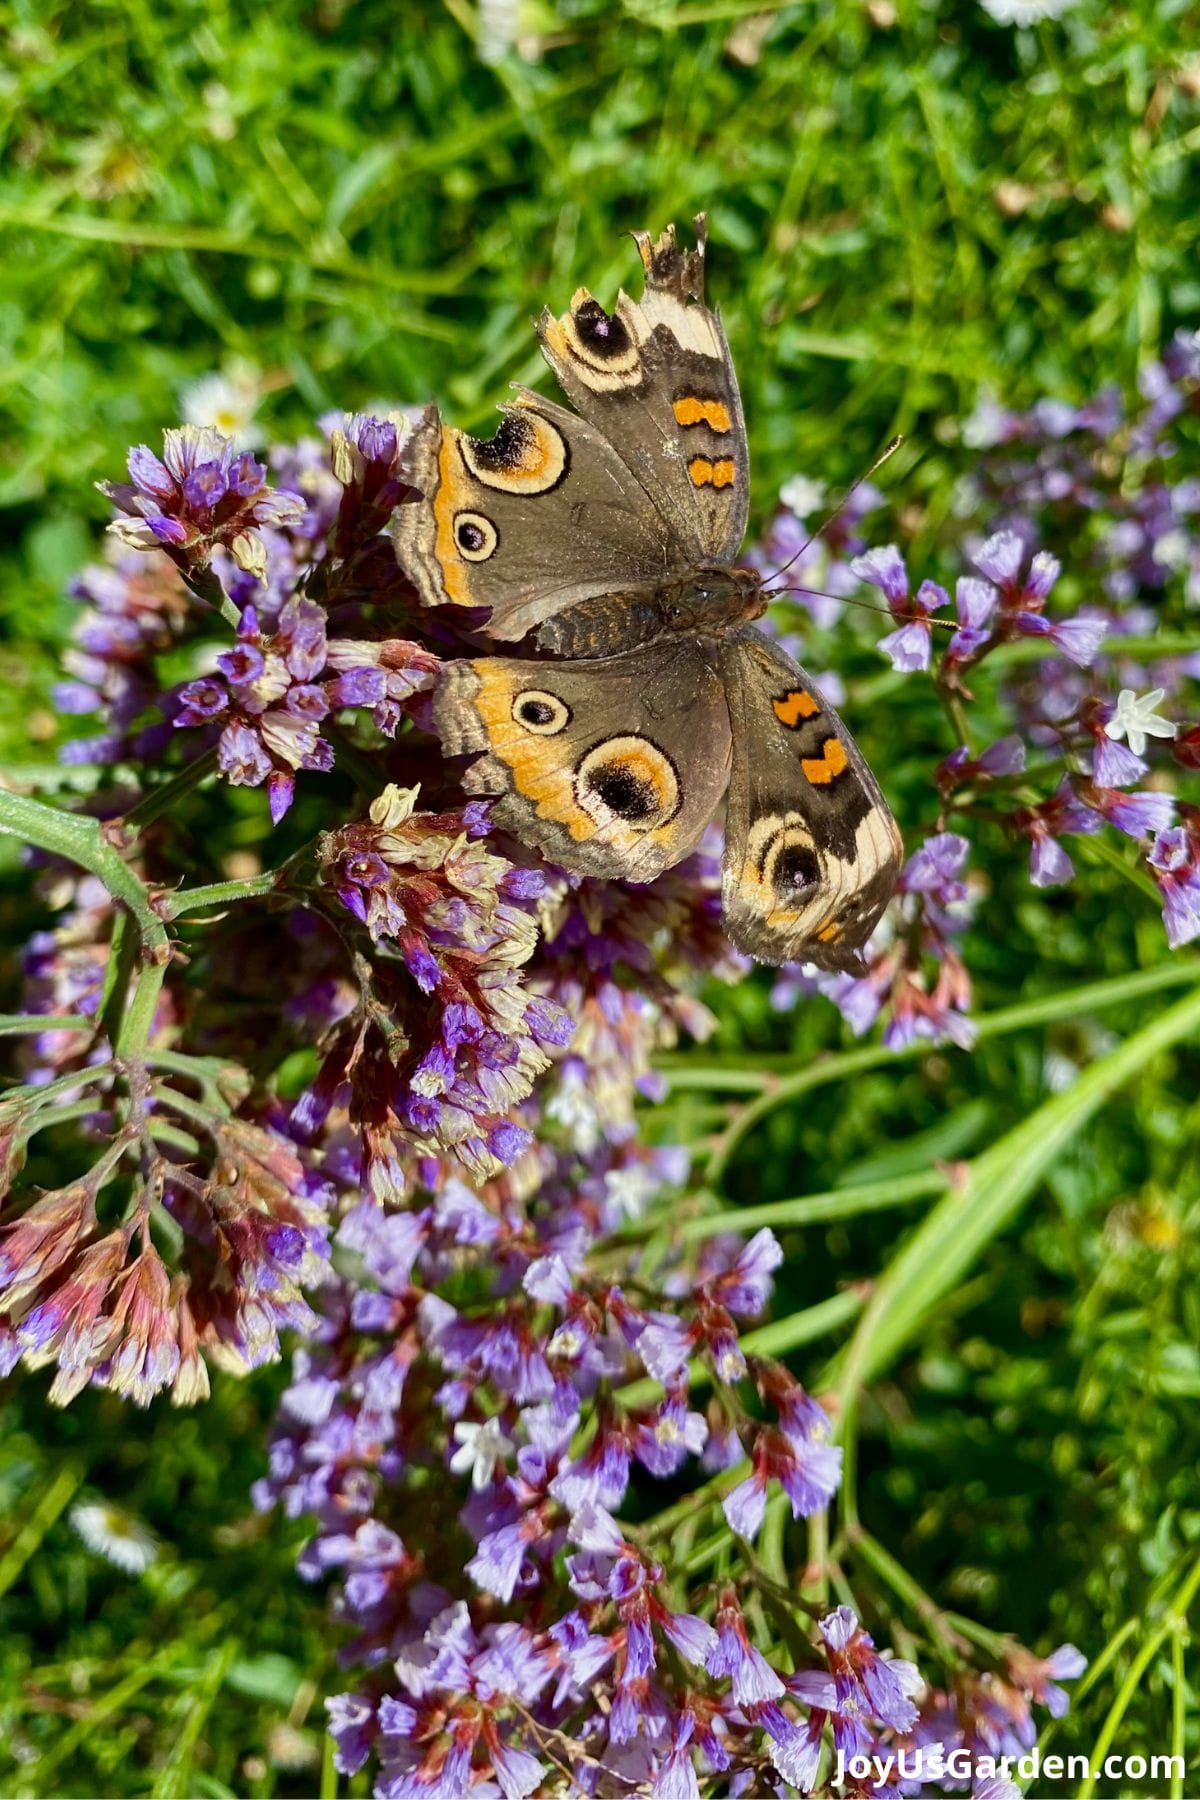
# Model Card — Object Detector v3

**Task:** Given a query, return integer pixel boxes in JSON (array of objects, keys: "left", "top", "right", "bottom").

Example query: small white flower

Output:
[
  {"left": 181, "top": 363, "right": 261, "bottom": 449},
  {"left": 961, "top": 392, "right": 1009, "bottom": 450},
  {"left": 778, "top": 474, "right": 827, "bottom": 519},
  {"left": 450, "top": 1418, "right": 513, "bottom": 1490},
  {"left": 1153, "top": 528, "right": 1190, "bottom": 572},
  {"left": 979, "top": 0, "right": 1079, "bottom": 21},
  {"left": 70, "top": 1501, "right": 159, "bottom": 1575},
  {"left": 602, "top": 1164, "right": 657, "bottom": 1222},
  {"left": 1104, "top": 687, "right": 1177, "bottom": 756}
]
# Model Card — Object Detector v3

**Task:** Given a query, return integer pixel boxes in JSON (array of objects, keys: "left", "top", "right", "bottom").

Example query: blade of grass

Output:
[
  {"left": 152, "top": 1639, "right": 240, "bottom": 1800},
  {"left": 0, "top": 1463, "right": 85, "bottom": 1600},
  {"left": 836, "top": 983, "right": 1200, "bottom": 1406}
]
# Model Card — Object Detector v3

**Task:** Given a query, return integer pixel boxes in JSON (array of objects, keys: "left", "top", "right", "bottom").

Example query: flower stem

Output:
[
  {"left": 122, "top": 748, "right": 219, "bottom": 832},
  {"left": 163, "top": 869, "right": 284, "bottom": 917},
  {"left": 0, "top": 789, "right": 170, "bottom": 960},
  {"left": 0, "top": 1013, "right": 89, "bottom": 1037}
]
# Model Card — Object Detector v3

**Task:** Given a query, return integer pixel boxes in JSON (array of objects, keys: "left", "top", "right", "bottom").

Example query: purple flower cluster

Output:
[
  {"left": 302, "top": 783, "right": 573, "bottom": 1184},
  {"left": 0, "top": 1110, "right": 331, "bottom": 1404},
  {"left": 101, "top": 425, "right": 304, "bottom": 578},
  {"left": 178, "top": 596, "right": 438, "bottom": 821},
  {"left": 256, "top": 1174, "right": 936, "bottom": 1793},
  {"left": 13, "top": 355, "right": 1187, "bottom": 1787}
]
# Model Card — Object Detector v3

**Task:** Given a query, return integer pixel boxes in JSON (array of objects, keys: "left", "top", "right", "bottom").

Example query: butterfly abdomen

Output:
[{"left": 533, "top": 567, "right": 764, "bottom": 659}]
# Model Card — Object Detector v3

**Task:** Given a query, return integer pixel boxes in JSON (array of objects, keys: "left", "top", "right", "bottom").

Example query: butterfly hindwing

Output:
[
  {"left": 434, "top": 642, "right": 732, "bottom": 884},
  {"left": 720, "top": 629, "right": 903, "bottom": 970}
]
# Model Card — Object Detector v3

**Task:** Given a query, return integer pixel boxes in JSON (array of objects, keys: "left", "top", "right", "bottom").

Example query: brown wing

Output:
[
  {"left": 393, "top": 394, "right": 677, "bottom": 642},
  {"left": 720, "top": 628, "right": 902, "bottom": 970},
  {"left": 434, "top": 641, "right": 732, "bottom": 884},
  {"left": 537, "top": 216, "right": 749, "bottom": 566}
]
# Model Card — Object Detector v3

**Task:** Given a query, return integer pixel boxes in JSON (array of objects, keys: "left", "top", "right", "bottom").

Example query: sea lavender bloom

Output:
[
  {"left": 851, "top": 545, "right": 949, "bottom": 672},
  {"left": 101, "top": 426, "right": 303, "bottom": 578},
  {"left": 972, "top": 533, "right": 1105, "bottom": 667},
  {"left": 308, "top": 784, "right": 573, "bottom": 1180},
  {"left": 1148, "top": 822, "right": 1200, "bottom": 946},
  {"left": 178, "top": 598, "right": 438, "bottom": 819}
]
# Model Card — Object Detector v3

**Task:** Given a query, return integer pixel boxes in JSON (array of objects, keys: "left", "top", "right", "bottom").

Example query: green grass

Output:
[{"left": 2, "top": 0, "right": 1200, "bottom": 1793}]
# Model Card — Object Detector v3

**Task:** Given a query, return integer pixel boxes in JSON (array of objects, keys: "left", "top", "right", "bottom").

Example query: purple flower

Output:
[
  {"left": 101, "top": 426, "right": 302, "bottom": 575},
  {"left": 1149, "top": 824, "right": 1200, "bottom": 947}
]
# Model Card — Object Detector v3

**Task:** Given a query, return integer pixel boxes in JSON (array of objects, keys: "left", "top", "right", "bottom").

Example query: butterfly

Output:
[{"left": 393, "top": 216, "right": 902, "bottom": 971}]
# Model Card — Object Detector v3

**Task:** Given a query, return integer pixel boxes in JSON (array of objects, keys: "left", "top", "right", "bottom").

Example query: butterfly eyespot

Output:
[
  {"left": 460, "top": 410, "right": 569, "bottom": 495},
  {"left": 512, "top": 690, "right": 571, "bottom": 735},
  {"left": 454, "top": 511, "right": 498, "bottom": 561},
  {"left": 771, "top": 842, "right": 821, "bottom": 893},
  {"left": 575, "top": 735, "right": 680, "bottom": 830},
  {"left": 566, "top": 297, "right": 640, "bottom": 375}
]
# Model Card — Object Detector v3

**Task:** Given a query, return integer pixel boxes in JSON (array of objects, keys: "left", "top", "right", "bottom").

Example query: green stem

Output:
[
  {"left": 0, "top": 1013, "right": 88, "bottom": 1037},
  {"left": 0, "top": 789, "right": 170, "bottom": 959},
  {"left": 114, "top": 961, "right": 168, "bottom": 1065},
  {"left": 122, "top": 749, "right": 218, "bottom": 832},
  {"left": 648, "top": 1169, "right": 947, "bottom": 1245},
  {"left": 163, "top": 869, "right": 284, "bottom": 917},
  {"left": 0, "top": 1463, "right": 85, "bottom": 1599},
  {"left": 846, "top": 1525, "right": 973, "bottom": 1657},
  {"left": 180, "top": 563, "right": 241, "bottom": 631}
]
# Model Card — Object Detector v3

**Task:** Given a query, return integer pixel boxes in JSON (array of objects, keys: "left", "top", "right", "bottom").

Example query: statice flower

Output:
[
  {"left": 101, "top": 426, "right": 304, "bottom": 578},
  {"left": 177, "top": 595, "right": 438, "bottom": 820},
  {"left": 851, "top": 545, "right": 948, "bottom": 673},
  {"left": 1148, "top": 819, "right": 1200, "bottom": 947},
  {"left": 305, "top": 783, "right": 573, "bottom": 1182},
  {"left": 798, "top": 832, "right": 975, "bottom": 1050}
]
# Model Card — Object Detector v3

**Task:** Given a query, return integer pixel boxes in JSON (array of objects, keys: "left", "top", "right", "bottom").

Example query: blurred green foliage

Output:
[{"left": 1, "top": 0, "right": 1199, "bottom": 1793}]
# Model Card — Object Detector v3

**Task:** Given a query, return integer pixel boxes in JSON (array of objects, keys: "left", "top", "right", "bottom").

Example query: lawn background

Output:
[{"left": 2, "top": 1, "right": 1199, "bottom": 1794}]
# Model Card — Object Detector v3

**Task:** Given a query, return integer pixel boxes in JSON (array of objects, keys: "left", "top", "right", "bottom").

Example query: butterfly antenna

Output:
[
  {"left": 770, "top": 582, "right": 960, "bottom": 631},
  {"left": 761, "top": 434, "right": 905, "bottom": 591}
]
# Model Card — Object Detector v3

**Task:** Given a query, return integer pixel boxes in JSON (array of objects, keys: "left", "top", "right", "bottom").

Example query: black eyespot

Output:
[
  {"left": 573, "top": 297, "right": 633, "bottom": 361},
  {"left": 452, "top": 510, "right": 498, "bottom": 562},
  {"left": 583, "top": 762, "right": 658, "bottom": 821},
  {"left": 465, "top": 411, "right": 534, "bottom": 474},
  {"left": 773, "top": 843, "right": 821, "bottom": 893},
  {"left": 519, "top": 699, "right": 555, "bottom": 725}
]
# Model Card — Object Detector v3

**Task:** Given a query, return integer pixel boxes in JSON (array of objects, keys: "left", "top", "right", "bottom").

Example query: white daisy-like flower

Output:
[
  {"left": 180, "top": 363, "right": 261, "bottom": 449},
  {"left": 1103, "top": 687, "right": 1177, "bottom": 756},
  {"left": 778, "top": 474, "right": 827, "bottom": 519},
  {"left": 979, "top": 0, "right": 1079, "bottom": 21},
  {"left": 70, "top": 1501, "right": 159, "bottom": 1575},
  {"left": 602, "top": 1164, "right": 659, "bottom": 1222},
  {"left": 450, "top": 1418, "right": 514, "bottom": 1490}
]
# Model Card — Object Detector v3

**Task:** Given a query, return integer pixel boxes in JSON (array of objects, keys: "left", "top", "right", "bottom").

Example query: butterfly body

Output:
[
  {"left": 531, "top": 565, "right": 765, "bottom": 660},
  {"left": 394, "top": 217, "right": 902, "bottom": 971}
]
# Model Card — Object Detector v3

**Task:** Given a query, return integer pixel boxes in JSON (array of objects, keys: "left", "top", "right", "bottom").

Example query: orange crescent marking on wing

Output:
[
  {"left": 801, "top": 738, "right": 849, "bottom": 785},
  {"left": 432, "top": 432, "right": 471, "bottom": 606},
  {"left": 773, "top": 690, "right": 820, "bottom": 728},
  {"left": 673, "top": 397, "right": 733, "bottom": 432}
]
